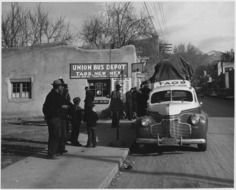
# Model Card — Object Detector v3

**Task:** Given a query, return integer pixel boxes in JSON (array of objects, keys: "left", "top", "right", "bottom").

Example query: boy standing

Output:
[
  {"left": 84, "top": 104, "right": 98, "bottom": 147},
  {"left": 70, "top": 97, "right": 83, "bottom": 146}
]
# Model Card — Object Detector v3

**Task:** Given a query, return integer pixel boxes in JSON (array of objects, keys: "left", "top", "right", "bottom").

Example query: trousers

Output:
[
  {"left": 47, "top": 117, "right": 66, "bottom": 156},
  {"left": 111, "top": 111, "right": 120, "bottom": 128},
  {"left": 71, "top": 122, "right": 81, "bottom": 143},
  {"left": 86, "top": 126, "right": 96, "bottom": 146}
]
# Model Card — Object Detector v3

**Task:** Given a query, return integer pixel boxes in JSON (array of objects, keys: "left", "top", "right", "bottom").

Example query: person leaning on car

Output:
[{"left": 42, "top": 79, "right": 71, "bottom": 159}]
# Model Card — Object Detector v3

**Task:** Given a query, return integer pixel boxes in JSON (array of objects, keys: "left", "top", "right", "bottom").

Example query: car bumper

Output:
[{"left": 136, "top": 137, "right": 206, "bottom": 146}]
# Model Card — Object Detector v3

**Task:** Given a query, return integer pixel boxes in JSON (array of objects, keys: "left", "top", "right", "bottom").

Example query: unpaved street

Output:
[{"left": 109, "top": 97, "right": 234, "bottom": 188}]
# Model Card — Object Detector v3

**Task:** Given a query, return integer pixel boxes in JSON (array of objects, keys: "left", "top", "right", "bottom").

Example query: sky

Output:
[{"left": 1, "top": 1, "right": 235, "bottom": 53}]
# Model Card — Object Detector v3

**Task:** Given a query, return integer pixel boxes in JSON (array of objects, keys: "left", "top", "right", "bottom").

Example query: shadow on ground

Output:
[
  {"left": 1, "top": 120, "right": 136, "bottom": 168},
  {"left": 129, "top": 143, "right": 201, "bottom": 156}
]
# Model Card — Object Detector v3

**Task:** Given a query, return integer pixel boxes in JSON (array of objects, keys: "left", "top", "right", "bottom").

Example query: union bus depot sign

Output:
[{"left": 70, "top": 63, "right": 128, "bottom": 79}]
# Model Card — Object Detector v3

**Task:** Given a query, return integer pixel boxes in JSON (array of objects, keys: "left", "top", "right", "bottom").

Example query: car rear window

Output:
[{"left": 151, "top": 90, "right": 193, "bottom": 103}]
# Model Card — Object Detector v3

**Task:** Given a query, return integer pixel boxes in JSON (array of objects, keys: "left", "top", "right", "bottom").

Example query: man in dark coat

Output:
[
  {"left": 60, "top": 81, "right": 73, "bottom": 143},
  {"left": 139, "top": 84, "right": 151, "bottom": 116},
  {"left": 42, "top": 79, "right": 70, "bottom": 159},
  {"left": 125, "top": 88, "right": 133, "bottom": 120},
  {"left": 84, "top": 86, "right": 95, "bottom": 123},
  {"left": 110, "top": 84, "right": 123, "bottom": 128},
  {"left": 131, "top": 87, "right": 139, "bottom": 118},
  {"left": 84, "top": 86, "right": 95, "bottom": 109}
]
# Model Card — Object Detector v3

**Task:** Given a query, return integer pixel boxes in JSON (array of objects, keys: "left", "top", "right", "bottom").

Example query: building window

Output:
[
  {"left": 10, "top": 78, "right": 32, "bottom": 99},
  {"left": 88, "top": 79, "right": 110, "bottom": 97}
]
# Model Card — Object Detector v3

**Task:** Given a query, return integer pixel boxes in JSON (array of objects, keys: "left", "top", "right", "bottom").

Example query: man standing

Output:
[
  {"left": 110, "top": 84, "right": 123, "bottom": 128},
  {"left": 84, "top": 86, "right": 94, "bottom": 110},
  {"left": 61, "top": 82, "right": 73, "bottom": 143},
  {"left": 43, "top": 79, "right": 70, "bottom": 159},
  {"left": 139, "top": 84, "right": 151, "bottom": 116},
  {"left": 131, "top": 87, "right": 139, "bottom": 118},
  {"left": 125, "top": 88, "right": 133, "bottom": 120},
  {"left": 84, "top": 86, "right": 95, "bottom": 121}
]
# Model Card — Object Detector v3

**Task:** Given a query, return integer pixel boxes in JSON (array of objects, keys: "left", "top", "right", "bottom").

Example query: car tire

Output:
[{"left": 197, "top": 142, "right": 207, "bottom": 151}]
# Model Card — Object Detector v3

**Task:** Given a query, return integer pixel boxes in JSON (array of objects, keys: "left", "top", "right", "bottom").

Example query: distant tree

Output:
[
  {"left": 173, "top": 43, "right": 211, "bottom": 86},
  {"left": 173, "top": 43, "right": 209, "bottom": 71},
  {"left": 80, "top": 2, "right": 156, "bottom": 49},
  {"left": 2, "top": 2, "right": 74, "bottom": 48},
  {"left": 221, "top": 49, "right": 234, "bottom": 62},
  {"left": 2, "top": 3, "right": 24, "bottom": 47}
]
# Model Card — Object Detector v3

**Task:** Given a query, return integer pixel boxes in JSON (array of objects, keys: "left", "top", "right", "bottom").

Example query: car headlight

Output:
[
  {"left": 141, "top": 117, "right": 151, "bottom": 127},
  {"left": 190, "top": 114, "right": 206, "bottom": 125}
]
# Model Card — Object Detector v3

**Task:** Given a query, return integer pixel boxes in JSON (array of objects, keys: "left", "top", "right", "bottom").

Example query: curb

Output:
[{"left": 99, "top": 149, "right": 129, "bottom": 188}]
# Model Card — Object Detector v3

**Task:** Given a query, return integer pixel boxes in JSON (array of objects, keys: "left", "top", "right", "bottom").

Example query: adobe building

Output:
[{"left": 2, "top": 44, "right": 137, "bottom": 118}]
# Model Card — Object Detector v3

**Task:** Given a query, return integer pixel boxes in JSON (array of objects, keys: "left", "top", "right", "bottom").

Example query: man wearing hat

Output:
[
  {"left": 59, "top": 79, "right": 73, "bottom": 143},
  {"left": 110, "top": 84, "right": 124, "bottom": 128},
  {"left": 42, "top": 79, "right": 70, "bottom": 159}
]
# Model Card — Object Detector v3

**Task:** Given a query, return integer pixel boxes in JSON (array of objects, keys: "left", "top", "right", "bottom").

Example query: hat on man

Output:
[
  {"left": 115, "top": 84, "right": 121, "bottom": 90},
  {"left": 52, "top": 79, "right": 63, "bottom": 87},
  {"left": 73, "top": 97, "right": 81, "bottom": 104},
  {"left": 58, "top": 78, "right": 68, "bottom": 87}
]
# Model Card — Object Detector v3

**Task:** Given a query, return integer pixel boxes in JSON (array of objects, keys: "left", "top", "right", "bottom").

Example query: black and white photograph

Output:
[{"left": 1, "top": 1, "right": 234, "bottom": 188}]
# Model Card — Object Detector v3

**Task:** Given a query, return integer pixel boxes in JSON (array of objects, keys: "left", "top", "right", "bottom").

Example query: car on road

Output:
[{"left": 135, "top": 80, "right": 208, "bottom": 151}]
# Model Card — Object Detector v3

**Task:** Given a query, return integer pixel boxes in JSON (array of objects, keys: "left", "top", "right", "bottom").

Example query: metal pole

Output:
[{"left": 116, "top": 125, "right": 119, "bottom": 140}]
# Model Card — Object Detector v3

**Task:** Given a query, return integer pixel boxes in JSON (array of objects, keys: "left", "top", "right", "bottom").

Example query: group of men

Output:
[
  {"left": 125, "top": 84, "right": 151, "bottom": 120},
  {"left": 42, "top": 79, "right": 98, "bottom": 159},
  {"left": 42, "top": 78, "right": 150, "bottom": 159}
]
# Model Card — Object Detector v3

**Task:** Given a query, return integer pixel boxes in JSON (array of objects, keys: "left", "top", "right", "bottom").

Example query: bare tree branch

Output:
[
  {"left": 2, "top": 2, "right": 74, "bottom": 48},
  {"left": 80, "top": 2, "right": 155, "bottom": 49}
]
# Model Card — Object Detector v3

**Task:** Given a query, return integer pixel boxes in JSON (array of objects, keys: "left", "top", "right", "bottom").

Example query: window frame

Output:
[
  {"left": 87, "top": 79, "right": 111, "bottom": 97},
  {"left": 10, "top": 78, "right": 32, "bottom": 99},
  {"left": 151, "top": 90, "right": 193, "bottom": 103}
]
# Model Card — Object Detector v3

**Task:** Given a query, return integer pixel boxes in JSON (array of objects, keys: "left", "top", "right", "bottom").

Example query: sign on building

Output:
[{"left": 70, "top": 63, "right": 128, "bottom": 79}]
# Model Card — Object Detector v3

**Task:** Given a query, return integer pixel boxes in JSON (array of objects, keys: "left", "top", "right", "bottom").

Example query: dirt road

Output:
[{"left": 109, "top": 117, "right": 234, "bottom": 188}]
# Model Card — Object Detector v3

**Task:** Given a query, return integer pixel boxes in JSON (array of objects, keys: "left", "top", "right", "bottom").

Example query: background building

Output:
[{"left": 2, "top": 44, "right": 137, "bottom": 118}]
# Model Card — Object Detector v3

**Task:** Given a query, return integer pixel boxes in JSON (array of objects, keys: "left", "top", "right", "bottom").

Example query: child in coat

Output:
[
  {"left": 70, "top": 97, "right": 83, "bottom": 146},
  {"left": 85, "top": 104, "right": 98, "bottom": 147}
]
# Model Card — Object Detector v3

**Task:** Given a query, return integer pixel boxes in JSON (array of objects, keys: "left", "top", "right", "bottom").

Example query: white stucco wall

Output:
[{"left": 2, "top": 45, "right": 136, "bottom": 118}]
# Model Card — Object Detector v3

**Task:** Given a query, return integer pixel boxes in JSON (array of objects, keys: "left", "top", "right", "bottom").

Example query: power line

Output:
[
  {"left": 158, "top": 2, "right": 169, "bottom": 38},
  {"left": 158, "top": 2, "right": 165, "bottom": 33},
  {"left": 144, "top": 2, "right": 160, "bottom": 36},
  {"left": 153, "top": 2, "right": 166, "bottom": 39},
  {"left": 149, "top": 2, "right": 164, "bottom": 36},
  {"left": 146, "top": 2, "right": 164, "bottom": 36}
]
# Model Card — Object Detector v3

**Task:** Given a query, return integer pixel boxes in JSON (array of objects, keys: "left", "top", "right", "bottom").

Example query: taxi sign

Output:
[{"left": 154, "top": 80, "right": 191, "bottom": 88}]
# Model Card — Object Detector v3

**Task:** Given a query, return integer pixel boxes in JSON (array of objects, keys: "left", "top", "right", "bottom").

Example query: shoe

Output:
[
  {"left": 85, "top": 144, "right": 93, "bottom": 147},
  {"left": 62, "top": 149, "right": 68, "bottom": 153},
  {"left": 72, "top": 142, "right": 82, "bottom": 146},
  {"left": 58, "top": 149, "right": 68, "bottom": 154}
]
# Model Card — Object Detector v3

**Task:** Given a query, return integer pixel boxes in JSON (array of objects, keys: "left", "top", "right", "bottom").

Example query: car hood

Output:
[{"left": 148, "top": 102, "right": 199, "bottom": 115}]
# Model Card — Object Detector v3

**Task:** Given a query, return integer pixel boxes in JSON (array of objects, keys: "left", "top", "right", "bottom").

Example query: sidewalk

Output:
[{"left": 1, "top": 120, "right": 136, "bottom": 188}]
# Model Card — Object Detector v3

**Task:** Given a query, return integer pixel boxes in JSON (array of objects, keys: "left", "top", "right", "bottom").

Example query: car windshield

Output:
[{"left": 151, "top": 90, "right": 193, "bottom": 103}]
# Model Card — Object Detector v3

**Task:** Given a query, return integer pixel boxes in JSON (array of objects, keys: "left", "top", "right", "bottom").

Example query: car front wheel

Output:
[{"left": 198, "top": 142, "right": 207, "bottom": 151}]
